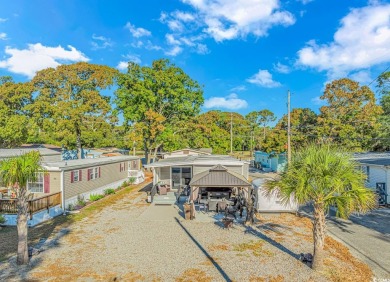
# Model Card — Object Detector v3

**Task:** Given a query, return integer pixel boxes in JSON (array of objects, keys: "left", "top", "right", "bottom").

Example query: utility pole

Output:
[
  {"left": 230, "top": 112, "right": 233, "bottom": 154},
  {"left": 287, "top": 90, "right": 291, "bottom": 163}
]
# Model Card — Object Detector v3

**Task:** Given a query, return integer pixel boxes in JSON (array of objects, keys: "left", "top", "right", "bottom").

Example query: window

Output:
[
  {"left": 120, "top": 162, "right": 126, "bottom": 172},
  {"left": 129, "top": 160, "right": 138, "bottom": 170},
  {"left": 88, "top": 167, "right": 100, "bottom": 181},
  {"left": 28, "top": 172, "right": 44, "bottom": 193},
  {"left": 71, "top": 170, "right": 81, "bottom": 183}
]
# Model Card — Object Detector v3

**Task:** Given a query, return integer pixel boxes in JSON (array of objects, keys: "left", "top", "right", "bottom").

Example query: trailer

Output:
[{"left": 253, "top": 178, "right": 298, "bottom": 213}]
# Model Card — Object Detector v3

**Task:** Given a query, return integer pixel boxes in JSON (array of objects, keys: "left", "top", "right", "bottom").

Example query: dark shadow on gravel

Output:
[
  {"left": 244, "top": 225, "right": 300, "bottom": 260},
  {"left": 174, "top": 217, "right": 232, "bottom": 282},
  {"left": 0, "top": 228, "right": 70, "bottom": 281},
  {"left": 301, "top": 203, "right": 390, "bottom": 236},
  {"left": 138, "top": 182, "right": 153, "bottom": 193}
]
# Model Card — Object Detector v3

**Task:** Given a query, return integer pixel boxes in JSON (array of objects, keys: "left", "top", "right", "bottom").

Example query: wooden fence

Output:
[{"left": 0, "top": 192, "right": 62, "bottom": 219}]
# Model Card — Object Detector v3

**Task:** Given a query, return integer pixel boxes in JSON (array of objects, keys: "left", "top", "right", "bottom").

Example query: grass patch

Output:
[
  {"left": 323, "top": 236, "right": 372, "bottom": 282},
  {"left": 250, "top": 274, "right": 284, "bottom": 282},
  {"left": 175, "top": 268, "right": 213, "bottom": 282},
  {"left": 208, "top": 244, "right": 229, "bottom": 251},
  {"left": 0, "top": 181, "right": 151, "bottom": 262},
  {"left": 233, "top": 240, "right": 274, "bottom": 257},
  {"left": 89, "top": 194, "right": 105, "bottom": 201}
]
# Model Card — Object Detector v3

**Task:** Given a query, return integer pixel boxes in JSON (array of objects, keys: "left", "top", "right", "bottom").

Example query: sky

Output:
[{"left": 0, "top": 0, "right": 389, "bottom": 120}]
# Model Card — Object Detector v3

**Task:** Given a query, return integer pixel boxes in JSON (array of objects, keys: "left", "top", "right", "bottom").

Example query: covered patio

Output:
[{"left": 188, "top": 165, "right": 252, "bottom": 220}]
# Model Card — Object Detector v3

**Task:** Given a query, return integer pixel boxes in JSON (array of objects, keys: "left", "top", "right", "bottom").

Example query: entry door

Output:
[{"left": 171, "top": 167, "right": 192, "bottom": 189}]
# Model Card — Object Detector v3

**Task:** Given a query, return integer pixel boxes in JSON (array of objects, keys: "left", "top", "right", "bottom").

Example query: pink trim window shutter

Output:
[
  {"left": 71, "top": 171, "right": 74, "bottom": 183},
  {"left": 44, "top": 173, "right": 50, "bottom": 193},
  {"left": 79, "top": 170, "right": 82, "bottom": 181}
]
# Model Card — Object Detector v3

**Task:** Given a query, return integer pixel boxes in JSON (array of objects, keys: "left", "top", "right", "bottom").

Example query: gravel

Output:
[{"left": 0, "top": 186, "right": 336, "bottom": 281}]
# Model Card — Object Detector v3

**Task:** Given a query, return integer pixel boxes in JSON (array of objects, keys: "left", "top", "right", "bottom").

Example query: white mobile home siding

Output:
[{"left": 64, "top": 162, "right": 129, "bottom": 205}]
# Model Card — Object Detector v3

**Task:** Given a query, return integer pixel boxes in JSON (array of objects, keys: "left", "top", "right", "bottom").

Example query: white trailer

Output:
[{"left": 253, "top": 178, "right": 298, "bottom": 212}]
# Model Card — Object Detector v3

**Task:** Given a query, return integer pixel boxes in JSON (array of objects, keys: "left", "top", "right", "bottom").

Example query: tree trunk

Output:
[
  {"left": 152, "top": 143, "right": 162, "bottom": 163},
  {"left": 75, "top": 124, "right": 82, "bottom": 159},
  {"left": 16, "top": 187, "right": 29, "bottom": 265},
  {"left": 312, "top": 202, "right": 326, "bottom": 270},
  {"left": 144, "top": 139, "right": 150, "bottom": 165},
  {"left": 245, "top": 186, "right": 255, "bottom": 225}
]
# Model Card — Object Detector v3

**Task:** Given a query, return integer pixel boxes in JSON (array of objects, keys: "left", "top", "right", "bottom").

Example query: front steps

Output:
[{"left": 153, "top": 191, "right": 177, "bottom": 205}]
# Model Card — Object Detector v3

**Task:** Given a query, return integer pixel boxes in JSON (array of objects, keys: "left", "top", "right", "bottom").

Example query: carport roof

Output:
[{"left": 190, "top": 164, "right": 251, "bottom": 187}]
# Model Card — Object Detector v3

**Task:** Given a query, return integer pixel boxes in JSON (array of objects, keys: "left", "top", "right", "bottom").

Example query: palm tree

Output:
[
  {"left": 265, "top": 144, "right": 375, "bottom": 270},
  {"left": 0, "top": 151, "right": 43, "bottom": 265}
]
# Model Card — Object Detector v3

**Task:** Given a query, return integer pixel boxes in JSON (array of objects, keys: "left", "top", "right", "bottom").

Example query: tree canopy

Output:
[
  {"left": 115, "top": 59, "right": 204, "bottom": 161},
  {"left": 29, "top": 62, "right": 118, "bottom": 156}
]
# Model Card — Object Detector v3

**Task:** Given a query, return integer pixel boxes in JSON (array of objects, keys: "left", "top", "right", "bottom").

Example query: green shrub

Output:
[
  {"left": 0, "top": 214, "right": 6, "bottom": 225},
  {"left": 128, "top": 177, "right": 136, "bottom": 185},
  {"left": 76, "top": 194, "right": 86, "bottom": 207},
  {"left": 89, "top": 194, "right": 104, "bottom": 201},
  {"left": 104, "top": 188, "right": 115, "bottom": 195},
  {"left": 121, "top": 180, "right": 128, "bottom": 188},
  {"left": 67, "top": 204, "right": 74, "bottom": 211}
]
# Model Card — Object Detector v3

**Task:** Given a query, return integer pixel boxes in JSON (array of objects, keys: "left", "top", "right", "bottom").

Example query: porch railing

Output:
[{"left": 0, "top": 192, "right": 62, "bottom": 219}]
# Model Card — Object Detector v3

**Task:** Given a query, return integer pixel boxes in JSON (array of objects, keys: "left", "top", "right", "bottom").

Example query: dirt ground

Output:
[{"left": 0, "top": 177, "right": 373, "bottom": 282}]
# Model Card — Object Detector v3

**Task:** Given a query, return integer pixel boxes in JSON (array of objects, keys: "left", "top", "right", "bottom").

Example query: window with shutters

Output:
[
  {"left": 120, "top": 162, "right": 126, "bottom": 172},
  {"left": 129, "top": 160, "right": 138, "bottom": 170},
  {"left": 88, "top": 167, "right": 100, "bottom": 180},
  {"left": 72, "top": 170, "right": 81, "bottom": 182},
  {"left": 28, "top": 172, "right": 44, "bottom": 193}
]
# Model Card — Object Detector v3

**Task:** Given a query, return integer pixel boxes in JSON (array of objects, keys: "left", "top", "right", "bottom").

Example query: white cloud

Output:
[
  {"left": 0, "top": 18, "right": 7, "bottom": 22},
  {"left": 297, "top": 0, "right": 313, "bottom": 4},
  {"left": 125, "top": 22, "right": 151, "bottom": 38},
  {"left": 311, "top": 96, "right": 325, "bottom": 105},
  {"left": 0, "top": 32, "right": 7, "bottom": 40},
  {"left": 165, "top": 45, "right": 183, "bottom": 56},
  {"left": 247, "top": 69, "right": 281, "bottom": 88},
  {"left": 117, "top": 61, "right": 128, "bottom": 71},
  {"left": 117, "top": 54, "right": 141, "bottom": 71},
  {"left": 166, "top": 34, "right": 181, "bottom": 45},
  {"left": 0, "top": 43, "right": 89, "bottom": 78},
  {"left": 273, "top": 62, "right": 290, "bottom": 73},
  {"left": 204, "top": 93, "right": 248, "bottom": 109},
  {"left": 230, "top": 85, "right": 247, "bottom": 92},
  {"left": 91, "top": 34, "right": 113, "bottom": 50},
  {"left": 349, "top": 70, "right": 372, "bottom": 84},
  {"left": 297, "top": 4, "right": 390, "bottom": 78},
  {"left": 179, "top": 0, "right": 295, "bottom": 42}
]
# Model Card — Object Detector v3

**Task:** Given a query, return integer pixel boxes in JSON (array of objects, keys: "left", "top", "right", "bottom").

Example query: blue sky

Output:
[{"left": 0, "top": 0, "right": 389, "bottom": 120}]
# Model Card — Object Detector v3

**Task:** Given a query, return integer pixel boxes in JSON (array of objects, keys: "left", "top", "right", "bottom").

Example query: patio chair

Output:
[
  {"left": 207, "top": 200, "right": 218, "bottom": 212},
  {"left": 158, "top": 185, "right": 167, "bottom": 195}
]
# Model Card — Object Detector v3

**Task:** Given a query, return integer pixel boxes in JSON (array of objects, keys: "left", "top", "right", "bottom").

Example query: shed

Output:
[{"left": 253, "top": 178, "right": 298, "bottom": 212}]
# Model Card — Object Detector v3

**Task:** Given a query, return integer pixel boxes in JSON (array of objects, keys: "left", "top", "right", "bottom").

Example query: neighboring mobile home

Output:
[
  {"left": 254, "top": 151, "right": 287, "bottom": 173},
  {"left": 0, "top": 150, "right": 144, "bottom": 226},
  {"left": 162, "top": 148, "right": 212, "bottom": 159},
  {"left": 354, "top": 152, "right": 390, "bottom": 205}
]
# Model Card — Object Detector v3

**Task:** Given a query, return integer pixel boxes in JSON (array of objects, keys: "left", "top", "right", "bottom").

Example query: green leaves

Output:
[
  {"left": 265, "top": 143, "right": 375, "bottom": 218},
  {"left": 30, "top": 62, "right": 118, "bottom": 149},
  {"left": 0, "top": 151, "right": 43, "bottom": 190},
  {"left": 115, "top": 59, "right": 204, "bottom": 159}
]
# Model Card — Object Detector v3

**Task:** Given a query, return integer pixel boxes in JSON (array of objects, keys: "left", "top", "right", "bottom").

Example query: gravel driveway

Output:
[{"left": 0, "top": 183, "right": 373, "bottom": 281}]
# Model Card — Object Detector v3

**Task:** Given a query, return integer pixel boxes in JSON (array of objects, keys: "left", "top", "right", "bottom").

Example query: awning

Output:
[{"left": 190, "top": 164, "right": 251, "bottom": 187}]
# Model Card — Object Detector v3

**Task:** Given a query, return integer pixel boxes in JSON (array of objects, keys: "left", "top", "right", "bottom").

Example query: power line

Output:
[{"left": 368, "top": 65, "right": 390, "bottom": 86}]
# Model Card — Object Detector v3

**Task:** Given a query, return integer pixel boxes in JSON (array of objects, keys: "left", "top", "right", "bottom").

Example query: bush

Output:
[
  {"left": 121, "top": 180, "right": 128, "bottom": 188},
  {"left": 0, "top": 214, "right": 6, "bottom": 225},
  {"left": 104, "top": 188, "right": 115, "bottom": 195},
  {"left": 89, "top": 194, "right": 104, "bottom": 201},
  {"left": 76, "top": 194, "right": 86, "bottom": 207},
  {"left": 128, "top": 177, "right": 136, "bottom": 185},
  {"left": 67, "top": 204, "right": 74, "bottom": 211}
]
